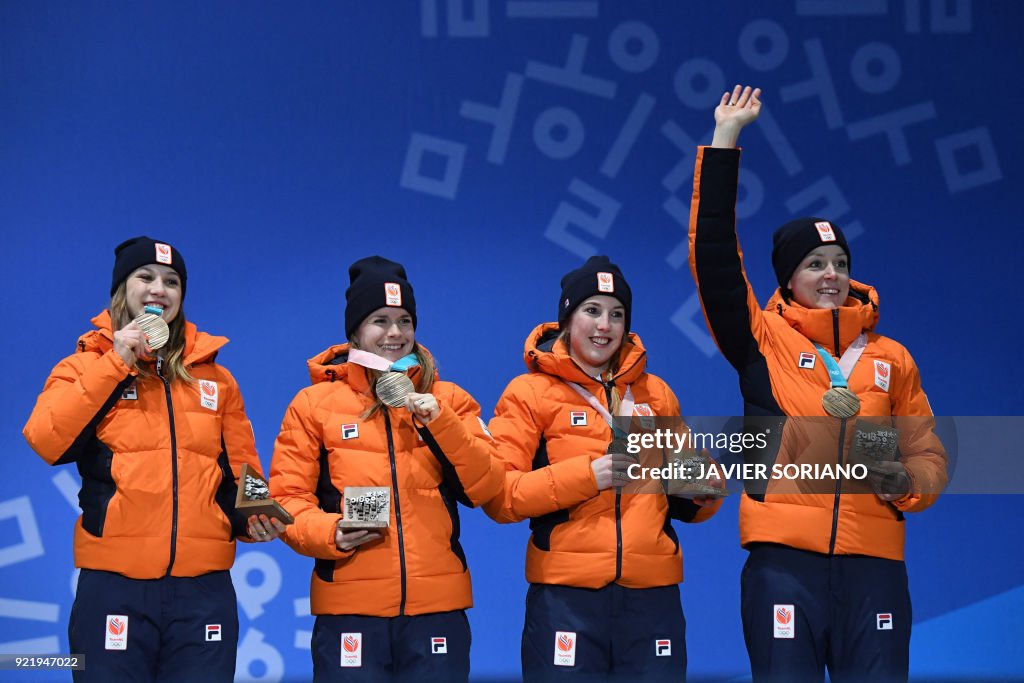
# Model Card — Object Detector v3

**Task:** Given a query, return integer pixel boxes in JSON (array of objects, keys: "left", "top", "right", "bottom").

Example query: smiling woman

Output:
[
  {"left": 482, "top": 255, "right": 722, "bottom": 682},
  {"left": 689, "top": 85, "right": 948, "bottom": 683},
  {"left": 268, "top": 255, "right": 503, "bottom": 683},
  {"left": 22, "top": 236, "right": 283, "bottom": 683}
]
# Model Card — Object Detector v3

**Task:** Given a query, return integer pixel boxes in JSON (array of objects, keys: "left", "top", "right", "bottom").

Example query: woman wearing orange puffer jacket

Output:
[
  {"left": 23, "top": 236, "right": 284, "bottom": 683},
  {"left": 484, "top": 256, "right": 722, "bottom": 683},
  {"left": 269, "top": 256, "right": 503, "bottom": 683},
  {"left": 689, "top": 86, "right": 948, "bottom": 683}
]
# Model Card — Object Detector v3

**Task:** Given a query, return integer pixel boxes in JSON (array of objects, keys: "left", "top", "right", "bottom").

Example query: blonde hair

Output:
[
  {"left": 558, "top": 327, "right": 623, "bottom": 414},
  {"left": 352, "top": 342, "right": 436, "bottom": 421},
  {"left": 109, "top": 283, "right": 194, "bottom": 384}
]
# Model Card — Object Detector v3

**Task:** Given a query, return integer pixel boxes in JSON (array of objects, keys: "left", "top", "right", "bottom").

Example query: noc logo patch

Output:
[
  {"left": 814, "top": 221, "right": 837, "bottom": 242},
  {"left": 155, "top": 243, "right": 173, "bottom": 264},
  {"left": 385, "top": 282, "right": 402, "bottom": 307},
  {"left": 553, "top": 631, "right": 577, "bottom": 667},
  {"left": 105, "top": 615, "right": 128, "bottom": 650},
  {"left": 773, "top": 604, "right": 795, "bottom": 639},
  {"left": 341, "top": 632, "right": 362, "bottom": 667}
]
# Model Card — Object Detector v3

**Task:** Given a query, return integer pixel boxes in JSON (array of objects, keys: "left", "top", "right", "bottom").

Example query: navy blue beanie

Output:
[
  {"left": 345, "top": 256, "right": 417, "bottom": 338},
  {"left": 558, "top": 255, "right": 632, "bottom": 332},
  {"left": 111, "top": 237, "right": 187, "bottom": 296},
  {"left": 771, "top": 217, "right": 851, "bottom": 290}
]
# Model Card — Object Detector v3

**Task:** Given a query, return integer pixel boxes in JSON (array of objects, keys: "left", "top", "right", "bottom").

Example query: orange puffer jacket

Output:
[
  {"left": 484, "top": 323, "right": 720, "bottom": 589},
  {"left": 688, "top": 146, "right": 948, "bottom": 561},
  {"left": 23, "top": 311, "right": 262, "bottom": 579},
  {"left": 269, "top": 344, "right": 503, "bottom": 617}
]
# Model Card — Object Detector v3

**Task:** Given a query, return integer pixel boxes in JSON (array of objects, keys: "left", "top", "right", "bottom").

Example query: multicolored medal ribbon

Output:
[{"left": 813, "top": 333, "right": 867, "bottom": 419}]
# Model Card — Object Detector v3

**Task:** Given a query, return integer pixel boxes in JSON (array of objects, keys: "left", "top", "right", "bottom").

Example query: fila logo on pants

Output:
[
  {"left": 205, "top": 624, "right": 222, "bottom": 642},
  {"left": 877, "top": 613, "right": 893, "bottom": 630},
  {"left": 655, "top": 639, "right": 672, "bottom": 656}
]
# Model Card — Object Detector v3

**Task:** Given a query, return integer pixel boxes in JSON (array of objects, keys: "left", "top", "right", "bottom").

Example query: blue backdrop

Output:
[{"left": 2, "top": 2, "right": 1022, "bottom": 681}]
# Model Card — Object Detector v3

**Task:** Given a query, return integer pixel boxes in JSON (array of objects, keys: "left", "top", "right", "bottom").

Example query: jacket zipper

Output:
[
  {"left": 157, "top": 357, "right": 180, "bottom": 576},
  {"left": 605, "top": 381, "right": 623, "bottom": 582},
  {"left": 383, "top": 411, "right": 407, "bottom": 615},
  {"left": 828, "top": 417, "right": 847, "bottom": 555},
  {"left": 832, "top": 309, "right": 840, "bottom": 357},
  {"left": 828, "top": 308, "right": 844, "bottom": 554}
]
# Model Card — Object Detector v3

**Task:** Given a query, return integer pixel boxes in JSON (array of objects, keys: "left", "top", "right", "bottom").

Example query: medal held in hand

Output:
[
  {"left": 133, "top": 305, "right": 170, "bottom": 350},
  {"left": 235, "top": 464, "right": 294, "bottom": 525},
  {"left": 822, "top": 387, "right": 861, "bottom": 419},
  {"left": 338, "top": 486, "right": 391, "bottom": 529},
  {"left": 376, "top": 371, "right": 415, "bottom": 408}
]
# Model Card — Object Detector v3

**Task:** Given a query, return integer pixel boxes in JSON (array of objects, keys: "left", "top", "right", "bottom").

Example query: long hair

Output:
[
  {"left": 558, "top": 327, "right": 623, "bottom": 414},
  {"left": 109, "top": 283, "right": 193, "bottom": 384},
  {"left": 352, "top": 341, "right": 436, "bottom": 421}
]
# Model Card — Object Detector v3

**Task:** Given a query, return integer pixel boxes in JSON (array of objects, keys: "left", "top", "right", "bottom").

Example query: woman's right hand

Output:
[
  {"left": 335, "top": 524, "right": 383, "bottom": 552},
  {"left": 711, "top": 84, "right": 762, "bottom": 148},
  {"left": 112, "top": 322, "right": 150, "bottom": 367},
  {"left": 591, "top": 453, "right": 635, "bottom": 491}
]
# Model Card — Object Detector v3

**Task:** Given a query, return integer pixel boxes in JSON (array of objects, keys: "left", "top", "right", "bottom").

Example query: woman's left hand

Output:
[
  {"left": 406, "top": 392, "right": 440, "bottom": 425},
  {"left": 247, "top": 514, "right": 287, "bottom": 542},
  {"left": 866, "top": 461, "right": 911, "bottom": 502},
  {"left": 693, "top": 461, "right": 727, "bottom": 507}
]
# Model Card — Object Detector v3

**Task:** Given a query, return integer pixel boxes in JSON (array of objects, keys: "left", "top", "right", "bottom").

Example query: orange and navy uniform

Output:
[
  {"left": 484, "top": 323, "right": 720, "bottom": 589},
  {"left": 23, "top": 311, "right": 262, "bottom": 579},
  {"left": 269, "top": 344, "right": 503, "bottom": 617},
  {"left": 688, "top": 146, "right": 947, "bottom": 561}
]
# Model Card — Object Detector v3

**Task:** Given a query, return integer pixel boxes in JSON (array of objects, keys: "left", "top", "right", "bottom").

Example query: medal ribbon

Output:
[
  {"left": 563, "top": 380, "right": 634, "bottom": 439},
  {"left": 812, "top": 333, "right": 868, "bottom": 389},
  {"left": 348, "top": 348, "right": 419, "bottom": 373}
]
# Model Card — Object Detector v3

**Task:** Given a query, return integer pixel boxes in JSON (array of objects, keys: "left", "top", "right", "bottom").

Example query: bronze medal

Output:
[
  {"left": 132, "top": 312, "right": 170, "bottom": 350},
  {"left": 376, "top": 371, "right": 414, "bottom": 408},
  {"left": 822, "top": 387, "right": 860, "bottom": 419}
]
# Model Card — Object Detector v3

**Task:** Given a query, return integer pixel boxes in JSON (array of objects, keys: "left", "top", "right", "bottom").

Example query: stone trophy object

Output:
[
  {"left": 338, "top": 486, "right": 391, "bottom": 529},
  {"left": 851, "top": 420, "right": 901, "bottom": 465},
  {"left": 666, "top": 450, "right": 727, "bottom": 499},
  {"left": 235, "top": 464, "right": 294, "bottom": 525}
]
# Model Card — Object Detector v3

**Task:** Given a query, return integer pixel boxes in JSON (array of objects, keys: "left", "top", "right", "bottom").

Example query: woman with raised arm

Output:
[
  {"left": 23, "top": 236, "right": 284, "bottom": 683},
  {"left": 269, "top": 256, "right": 503, "bottom": 683},
  {"left": 484, "top": 255, "right": 722, "bottom": 683},
  {"left": 688, "top": 86, "right": 947, "bottom": 683}
]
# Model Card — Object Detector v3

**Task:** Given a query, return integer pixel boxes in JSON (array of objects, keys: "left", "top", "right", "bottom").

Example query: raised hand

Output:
[{"left": 711, "top": 84, "right": 762, "bottom": 148}]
